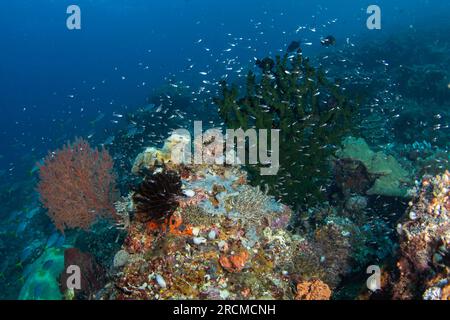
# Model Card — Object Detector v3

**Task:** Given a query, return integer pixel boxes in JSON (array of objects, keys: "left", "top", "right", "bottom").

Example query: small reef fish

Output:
[
  {"left": 142, "top": 103, "right": 156, "bottom": 112},
  {"left": 16, "top": 220, "right": 29, "bottom": 234},
  {"left": 103, "top": 136, "right": 115, "bottom": 145},
  {"left": 90, "top": 112, "right": 105, "bottom": 125},
  {"left": 46, "top": 232, "right": 63, "bottom": 248},
  {"left": 321, "top": 35, "right": 336, "bottom": 46},
  {"left": 287, "top": 40, "right": 301, "bottom": 52},
  {"left": 25, "top": 207, "right": 40, "bottom": 219}
]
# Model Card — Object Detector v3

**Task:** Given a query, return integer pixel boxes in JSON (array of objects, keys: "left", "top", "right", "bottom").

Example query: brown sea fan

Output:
[{"left": 37, "top": 138, "right": 118, "bottom": 233}]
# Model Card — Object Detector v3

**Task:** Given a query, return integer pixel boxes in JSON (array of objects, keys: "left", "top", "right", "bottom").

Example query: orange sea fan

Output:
[{"left": 37, "top": 138, "right": 119, "bottom": 233}]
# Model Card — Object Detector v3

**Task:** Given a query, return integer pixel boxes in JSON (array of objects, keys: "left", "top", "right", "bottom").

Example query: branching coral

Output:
[
  {"left": 114, "top": 193, "right": 133, "bottom": 229},
  {"left": 214, "top": 49, "right": 357, "bottom": 207},
  {"left": 181, "top": 205, "right": 220, "bottom": 226},
  {"left": 225, "top": 185, "right": 276, "bottom": 224}
]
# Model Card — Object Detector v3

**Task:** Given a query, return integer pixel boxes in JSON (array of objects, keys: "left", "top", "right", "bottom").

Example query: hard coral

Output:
[
  {"left": 225, "top": 185, "right": 278, "bottom": 226},
  {"left": 104, "top": 163, "right": 299, "bottom": 299},
  {"left": 104, "top": 134, "right": 345, "bottom": 300}
]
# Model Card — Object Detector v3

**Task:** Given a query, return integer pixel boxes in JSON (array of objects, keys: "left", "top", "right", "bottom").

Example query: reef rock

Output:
[
  {"left": 392, "top": 171, "right": 450, "bottom": 299},
  {"left": 113, "top": 250, "right": 130, "bottom": 268},
  {"left": 335, "top": 136, "right": 412, "bottom": 197}
]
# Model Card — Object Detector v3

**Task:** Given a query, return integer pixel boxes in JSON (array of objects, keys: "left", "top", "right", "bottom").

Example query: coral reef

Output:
[
  {"left": 4, "top": 20, "right": 450, "bottom": 303},
  {"left": 214, "top": 49, "right": 357, "bottom": 207},
  {"left": 98, "top": 134, "right": 403, "bottom": 300},
  {"left": 293, "top": 201, "right": 398, "bottom": 295},
  {"left": 393, "top": 141, "right": 450, "bottom": 177},
  {"left": 37, "top": 138, "right": 119, "bottom": 233},
  {"left": 100, "top": 135, "right": 343, "bottom": 300},
  {"left": 390, "top": 171, "right": 450, "bottom": 299}
]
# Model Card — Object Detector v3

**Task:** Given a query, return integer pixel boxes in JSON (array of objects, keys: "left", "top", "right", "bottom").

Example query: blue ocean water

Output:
[
  {"left": 0, "top": 0, "right": 449, "bottom": 300},
  {"left": 2, "top": 0, "right": 448, "bottom": 167}
]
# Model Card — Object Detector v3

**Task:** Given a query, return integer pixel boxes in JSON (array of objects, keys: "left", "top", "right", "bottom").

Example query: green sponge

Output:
[{"left": 19, "top": 246, "right": 70, "bottom": 300}]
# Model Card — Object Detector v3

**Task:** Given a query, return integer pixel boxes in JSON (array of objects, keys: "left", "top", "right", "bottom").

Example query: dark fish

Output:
[
  {"left": 287, "top": 41, "right": 301, "bottom": 52},
  {"left": 255, "top": 57, "right": 275, "bottom": 71},
  {"left": 321, "top": 35, "right": 336, "bottom": 46}
]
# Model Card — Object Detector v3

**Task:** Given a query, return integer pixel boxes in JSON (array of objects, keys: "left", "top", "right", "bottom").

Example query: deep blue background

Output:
[{"left": 0, "top": 0, "right": 448, "bottom": 182}]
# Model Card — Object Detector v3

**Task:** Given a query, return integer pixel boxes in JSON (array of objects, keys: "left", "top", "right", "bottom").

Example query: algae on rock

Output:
[{"left": 335, "top": 136, "right": 412, "bottom": 197}]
